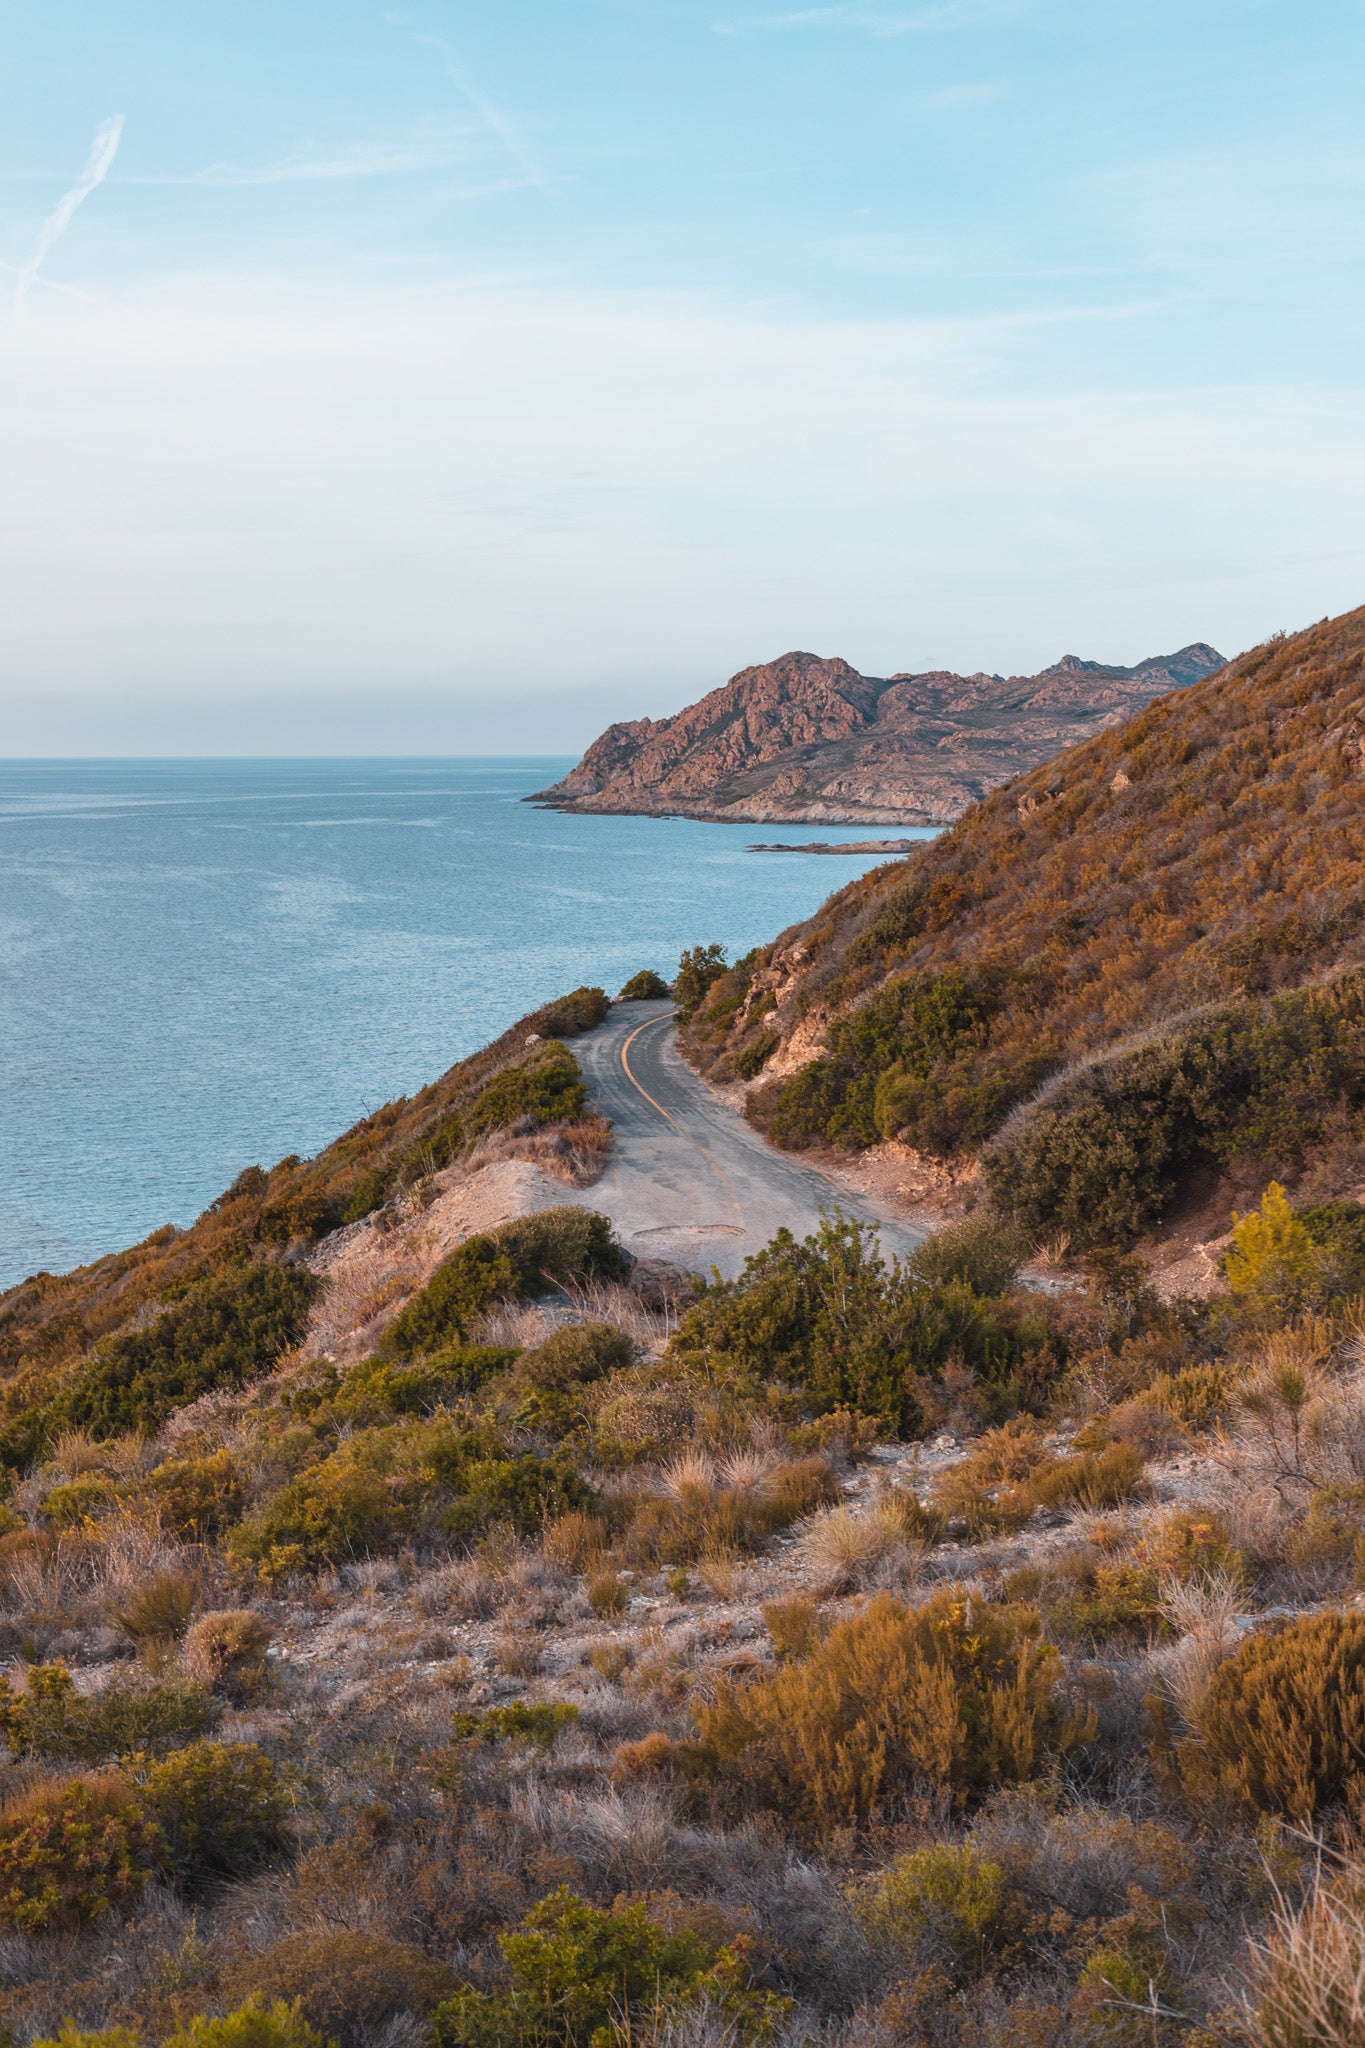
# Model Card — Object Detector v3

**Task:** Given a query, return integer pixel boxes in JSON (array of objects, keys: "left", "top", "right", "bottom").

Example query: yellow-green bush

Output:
[
  {"left": 696, "top": 1590, "right": 1089, "bottom": 1832},
  {"left": 431, "top": 1884, "right": 782, "bottom": 2048},
  {"left": 1182, "top": 1609, "right": 1365, "bottom": 1817},
  {"left": 852, "top": 1842, "right": 1009, "bottom": 1978},
  {"left": 0, "top": 1662, "right": 218, "bottom": 1764},
  {"left": 228, "top": 1415, "right": 596, "bottom": 1574},
  {"left": 138, "top": 1739, "right": 291, "bottom": 1889},
  {"left": 163, "top": 2000, "right": 330, "bottom": 2048},
  {"left": 0, "top": 1771, "right": 164, "bottom": 1930},
  {"left": 146, "top": 1447, "right": 247, "bottom": 1538}
]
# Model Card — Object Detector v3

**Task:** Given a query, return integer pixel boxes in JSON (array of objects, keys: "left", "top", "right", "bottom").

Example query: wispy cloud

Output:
[
  {"left": 416, "top": 34, "right": 549, "bottom": 192},
  {"left": 714, "top": 2, "right": 1015, "bottom": 36},
  {"left": 14, "top": 115, "right": 123, "bottom": 307},
  {"left": 913, "top": 79, "right": 1006, "bottom": 108},
  {"left": 129, "top": 135, "right": 490, "bottom": 188}
]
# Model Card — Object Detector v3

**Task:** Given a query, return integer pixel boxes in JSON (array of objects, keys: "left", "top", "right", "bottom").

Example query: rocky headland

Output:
[{"left": 529, "top": 642, "right": 1225, "bottom": 825}]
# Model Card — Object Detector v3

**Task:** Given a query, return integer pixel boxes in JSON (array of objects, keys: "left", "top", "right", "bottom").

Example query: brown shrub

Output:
[
  {"left": 587, "top": 1570, "right": 629, "bottom": 1617},
  {"left": 1025, "top": 1441, "right": 1146, "bottom": 1513},
  {"left": 762, "top": 1595, "right": 821, "bottom": 1660},
  {"left": 1182, "top": 1609, "right": 1365, "bottom": 1817},
  {"left": 116, "top": 1567, "right": 199, "bottom": 1643},
  {"left": 696, "top": 1589, "right": 1089, "bottom": 1832},
  {"left": 542, "top": 1510, "right": 609, "bottom": 1572},
  {"left": 221, "top": 1930, "right": 456, "bottom": 2048},
  {"left": 181, "top": 1609, "right": 272, "bottom": 1701},
  {"left": 625, "top": 1455, "right": 838, "bottom": 1566}
]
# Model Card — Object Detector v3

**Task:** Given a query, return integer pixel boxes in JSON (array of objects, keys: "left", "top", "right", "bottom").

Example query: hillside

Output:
[
  {"left": 0, "top": 985, "right": 613, "bottom": 1432},
  {"left": 7, "top": 622, "right": 1365, "bottom": 2047},
  {"left": 529, "top": 642, "right": 1225, "bottom": 826},
  {"left": 683, "top": 603, "right": 1365, "bottom": 1243}
]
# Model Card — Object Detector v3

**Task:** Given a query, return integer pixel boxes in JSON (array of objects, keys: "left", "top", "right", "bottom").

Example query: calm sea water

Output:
[{"left": 0, "top": 759, "right": 932, "bottom": 1290}]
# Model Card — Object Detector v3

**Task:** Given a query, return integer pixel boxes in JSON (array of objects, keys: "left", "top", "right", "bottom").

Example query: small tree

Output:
[
  {"left": 674, "top": 945, "right": 728, "bottom": 1021},
  {"left": 1224, "top": 1183, "right": 1328, "bottom": 1315}
]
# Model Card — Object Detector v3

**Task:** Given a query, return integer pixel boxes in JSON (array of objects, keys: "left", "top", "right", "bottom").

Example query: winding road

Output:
[{"left": 570, "top": 999, "right": 924, "bottom": 1279}]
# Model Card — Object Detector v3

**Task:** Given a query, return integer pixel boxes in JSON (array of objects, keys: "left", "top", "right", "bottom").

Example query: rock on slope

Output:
[{"left": 529, "top": 643, "right": 1225, "bottom": 826}]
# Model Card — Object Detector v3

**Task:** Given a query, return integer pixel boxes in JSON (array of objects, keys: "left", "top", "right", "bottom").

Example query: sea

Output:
[{"left": 0, "top": 759, "right": 934, "bottom": 1292}]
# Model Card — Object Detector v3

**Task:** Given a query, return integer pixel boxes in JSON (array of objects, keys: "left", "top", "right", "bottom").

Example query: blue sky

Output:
[{"left": 2, "top": 1, "right": 1364, "bottom": 751}]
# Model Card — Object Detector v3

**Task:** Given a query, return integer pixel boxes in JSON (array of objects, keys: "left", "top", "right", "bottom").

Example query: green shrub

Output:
[
  {"left": 852, "top": 1842, "right": 1009, "bottom": 1978},
  {"left": 330, "top": 1347, "right": 517, "bottom": 1424},
  {"left": 618, "top": 970, "right": 671, "bottom": 1000},
  {"left": 385, "top": 1210, "right": 626, "bottom": 1358},
  {"left": 753, "top": 969, "right": 1053, "bottom": 1158},
  {"left": 0, "top": 1771, "right": 164, "bottom": 1930},
  {"left": 228, "top": 1416, "right": 596, "bottom": 1573},
  {"left": 162, "top": 1999, "right": 331, "bottom": 2048},
  {"left": 696, "top": 1589, "right": 1088, "bottom": 1831},
  {"left": 0, "top": 1663, "right": 219, "bottom": 1764},
  {"left": 508, "top": 1323, "right": 634, "bottom": 1394},
  {"left": 450, "top": 1700, "right": 579, "bottom": 1750},
  {"left": 432, "top": 1885, "right": 777, "bottom": 2048},
  {"left": 495, "top": 1322, "right": 634, "bottom": 1432},
  {"left": 1182, "top": 1609, "right": 1365, "bottom": 1817},
  {"left": 222, "top": 1933, "right": 455, "bottom": 2048},
  {"left": 909, "top": 1213, "right": 1033, "bottom": 1297},
  {"left": 467, "top": 1044, "right": 588, "bottom": 1139},
  {"left": 535, "top": 987, "right": 610, "bottom": 1037},
  {"left": 985, "top": 970, "right": 1365, "bottom": 1248},
  {"left": 42, "top": 1473, "right": 125, "bottom": 1525},
  {"left": 138, "top": 1739, "right": 291, "bottom": 1888},
  {"left": 59, "top": 1262, "right": 318, "bottom": 1439},
  {"left": 668, "top": 1212, "right": 1059, "bottom": 1437}
]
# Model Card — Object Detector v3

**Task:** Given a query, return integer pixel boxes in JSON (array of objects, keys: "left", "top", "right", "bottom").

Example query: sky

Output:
[{"left": 1, "top": 1, "right": 1364, "bottom": 754}]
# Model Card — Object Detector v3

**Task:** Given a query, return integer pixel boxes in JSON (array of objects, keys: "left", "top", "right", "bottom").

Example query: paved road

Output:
[{"left": 570, "top": 1000, "right": 924, "bottom": 1280}]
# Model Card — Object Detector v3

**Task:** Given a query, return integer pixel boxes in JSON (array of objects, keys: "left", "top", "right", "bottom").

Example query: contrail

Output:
[{"left": 15, "top": 114, "right": 124, "bottom": 308}]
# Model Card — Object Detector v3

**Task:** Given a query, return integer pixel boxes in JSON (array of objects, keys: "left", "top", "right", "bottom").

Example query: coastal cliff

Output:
[{"left": 529, "top": 641, "right": 1225, "bottom": 825}]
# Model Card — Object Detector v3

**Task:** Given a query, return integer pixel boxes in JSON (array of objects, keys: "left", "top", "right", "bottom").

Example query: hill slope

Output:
[
  {"left": 530, "top": 642, "right": 1224, "bottom": 826},
  {"left": 682, "top": 605, "right": 1365, "bottom": 1240}
]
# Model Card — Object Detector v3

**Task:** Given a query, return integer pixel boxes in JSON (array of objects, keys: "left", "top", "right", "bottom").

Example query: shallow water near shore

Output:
[{"left": 0, "top": 758, "right": 935, "bottom": 1290}]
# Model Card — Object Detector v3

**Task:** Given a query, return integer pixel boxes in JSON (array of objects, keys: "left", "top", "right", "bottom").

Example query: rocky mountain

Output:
[
  {"left": 529, "top": 642, "right": 1226, "bottom": 826},
  {"left": 681, "top": 603, "right": 1365, "bottom": 1243}
]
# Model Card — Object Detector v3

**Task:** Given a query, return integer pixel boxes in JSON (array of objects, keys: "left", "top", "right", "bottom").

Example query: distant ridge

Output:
[{"left": 529, "top": 642, "right": 1225, "bottom": 826}]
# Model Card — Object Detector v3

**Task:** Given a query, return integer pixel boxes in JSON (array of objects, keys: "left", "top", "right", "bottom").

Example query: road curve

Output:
[{"left": 569, "top": 999, "right": 924, "bottom": 1279}]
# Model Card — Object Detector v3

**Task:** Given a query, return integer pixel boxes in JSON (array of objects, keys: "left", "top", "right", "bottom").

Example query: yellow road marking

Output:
[{"left": 620, "top": 1015, "right": 744, "bottom": 1234}]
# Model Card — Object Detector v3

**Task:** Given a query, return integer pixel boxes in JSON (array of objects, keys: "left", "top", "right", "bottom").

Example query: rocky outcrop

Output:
[{"left": 529, "top": 643, "right": 1226, "bottom": 826}]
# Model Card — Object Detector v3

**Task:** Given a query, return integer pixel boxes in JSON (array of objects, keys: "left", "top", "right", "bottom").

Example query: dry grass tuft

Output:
[
  {"left": 795, "top": 1491, "right": 928, "bottom": 1592},
  {"left": 1250, "top": 1859, "right": 1365, "bottom": 2048}
]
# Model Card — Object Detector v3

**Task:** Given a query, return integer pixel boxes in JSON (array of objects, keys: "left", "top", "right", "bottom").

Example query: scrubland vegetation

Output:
[
  {"left": 10, "top": 604, "right": 1365, "bottom": 2045},
  {"left": 0, "top": 1164, "right": 1362, "bottom": 2048}
]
